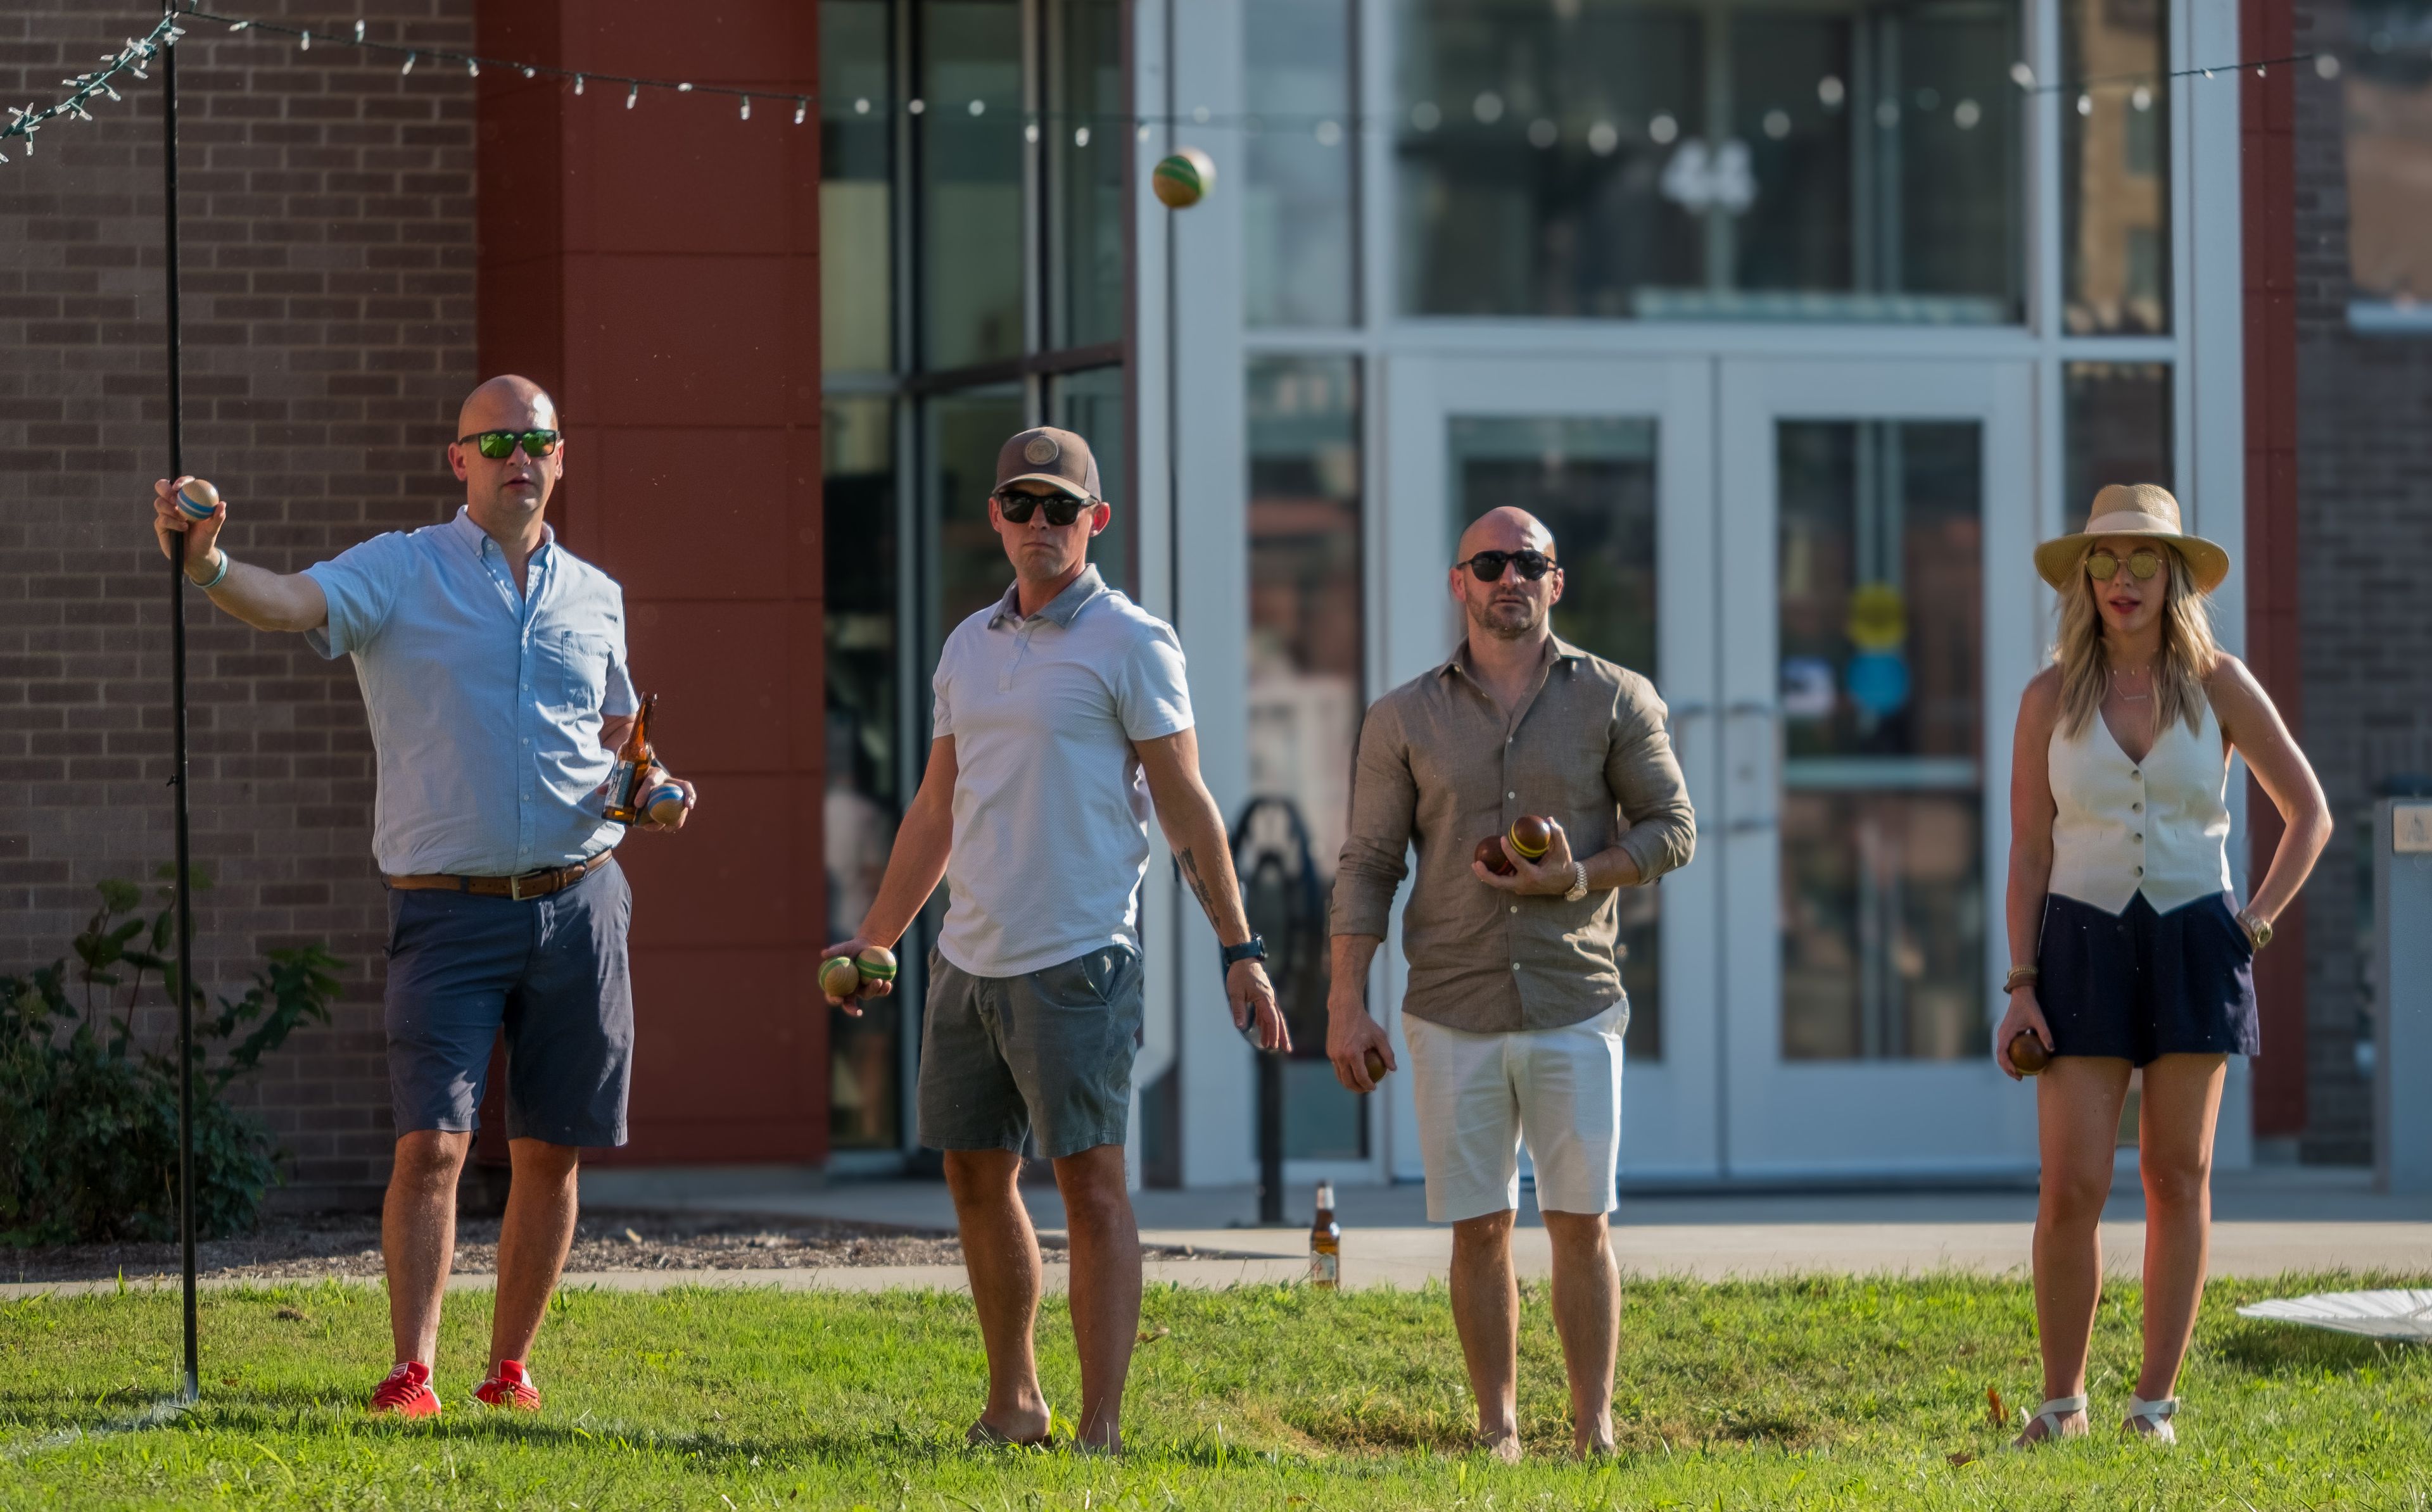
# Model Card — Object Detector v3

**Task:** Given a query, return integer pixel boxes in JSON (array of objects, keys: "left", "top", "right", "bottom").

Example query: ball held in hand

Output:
[
  {"left": 2008, "top": 1030, "right": 2051, "bottom": 1076},
  {"left": 1509, "top": 814, "right": 1554, "bottom": 861},
  {"left": 818, "top": 955, "right": 863, "bottom": 1001},
  {"left": 854, "top": 945, "right": 898, "bottom": 985},
  {"left": 176, "top": 477, "right": 220, "bottom": 522},
  {"left": 1362, "top": 1047, "right": 1389, "bottom": 1083},
  {"left": 1152, "top": 148, "right": 1217, "bottom": 209},
  {"left": 642, "top": 782, "right": 687, "bottom": 826},
  {"left": 1474, "top": 835, "right": 1517, "bottom": 876}
]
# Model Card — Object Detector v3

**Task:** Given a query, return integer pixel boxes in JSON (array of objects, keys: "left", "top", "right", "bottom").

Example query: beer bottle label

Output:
[{"left": 1308, "top": 1251, "right": 1338, "bottom": 1288}]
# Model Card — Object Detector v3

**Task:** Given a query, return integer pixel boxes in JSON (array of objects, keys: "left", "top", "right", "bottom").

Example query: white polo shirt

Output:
[{"left": 932, "top": 566, "right": 1193, "bottom": 978}]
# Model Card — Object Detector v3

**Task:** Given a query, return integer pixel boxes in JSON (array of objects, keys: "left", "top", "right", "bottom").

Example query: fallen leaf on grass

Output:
[
  {"left": 1986, "top": 1387, "right": 2006, "bottom": 1428},
  {"left": 1138, "top": 1326, "right": 1171, "bottom": 1344},
  {"left": 275, "top": 1307, "right": 310, "bottom": 1323},
  {"left": 1947, "top": 1452, "right": 1977, "bottom": 1467}
]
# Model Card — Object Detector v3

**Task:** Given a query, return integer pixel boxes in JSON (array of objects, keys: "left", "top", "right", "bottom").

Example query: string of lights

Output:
[
  {"left": 0, "top": 11, "right": 185, "bottom": 163},
  {"left": 4, "top": 2, "right": 2414, "bottom": 169}
]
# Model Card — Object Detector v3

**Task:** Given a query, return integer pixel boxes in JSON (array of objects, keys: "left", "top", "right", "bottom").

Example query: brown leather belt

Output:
[{"left": 384, "top": 850, "right": 612, "bottom": 901}]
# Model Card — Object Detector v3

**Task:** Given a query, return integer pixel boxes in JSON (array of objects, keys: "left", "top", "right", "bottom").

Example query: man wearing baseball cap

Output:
[{"left": 822, "top": 427, "right": 1284, "bottom": 1454}]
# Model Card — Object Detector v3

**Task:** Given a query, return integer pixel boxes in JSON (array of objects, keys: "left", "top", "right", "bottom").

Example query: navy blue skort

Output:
[{"left": 2034, "top": 890, "right": 2260, "bottom": 1066}]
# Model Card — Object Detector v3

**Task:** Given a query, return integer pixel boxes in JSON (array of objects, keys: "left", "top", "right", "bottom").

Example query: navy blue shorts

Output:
[
  {"left": 2036, "top": 890, "right": 2260, "bottom": 1067},
  {"left": 383, "top": 857, "right": 633, "bottom": 1147}
]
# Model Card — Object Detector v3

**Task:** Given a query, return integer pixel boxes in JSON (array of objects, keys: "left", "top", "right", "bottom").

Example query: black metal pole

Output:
[{"left": 161, "top": 3, "right": 200, "bottom": 1406}]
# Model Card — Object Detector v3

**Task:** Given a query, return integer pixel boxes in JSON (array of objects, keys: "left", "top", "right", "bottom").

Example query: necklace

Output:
[{"left": 2110, "top": 661, "right": 2156, "bottom": 704}]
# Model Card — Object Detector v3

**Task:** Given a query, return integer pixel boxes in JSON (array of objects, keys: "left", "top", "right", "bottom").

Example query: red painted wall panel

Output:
[
  {"left": 2240, "top": 0, "right": 2306, "bottom": 1137},
  {"left": 476, "top": 0, "right": 825, "bottom": 1165}
]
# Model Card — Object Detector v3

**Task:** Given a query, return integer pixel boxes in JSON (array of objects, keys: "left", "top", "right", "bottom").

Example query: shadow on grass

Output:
[{"left": 2210, "top": 1321, "right": 2408, "bottom": 1378}]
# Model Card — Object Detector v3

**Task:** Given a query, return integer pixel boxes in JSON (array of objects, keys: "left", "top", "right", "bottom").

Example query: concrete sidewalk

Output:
[{"left": 575, "top": 1162, "right": 2432, "bottom": 1284}]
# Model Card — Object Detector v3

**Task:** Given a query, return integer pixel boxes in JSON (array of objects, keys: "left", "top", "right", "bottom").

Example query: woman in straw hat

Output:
[{"left": 1998, "top": 484, "right": 2329, "bottom": 1447}]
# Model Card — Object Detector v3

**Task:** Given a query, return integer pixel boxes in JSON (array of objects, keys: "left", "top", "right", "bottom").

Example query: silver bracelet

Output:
[{"left": 191, "top": 550, "right": 231, "bottom": 590}]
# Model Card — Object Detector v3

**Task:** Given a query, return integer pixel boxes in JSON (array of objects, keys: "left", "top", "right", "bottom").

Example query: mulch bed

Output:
[{"left": 1, "top": 1209, "right": 1068, "bottom": 1285}]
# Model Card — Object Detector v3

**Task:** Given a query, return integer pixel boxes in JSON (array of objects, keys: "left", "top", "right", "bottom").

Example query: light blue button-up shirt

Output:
[{"left": 304, "top": 507, "right": 637, "bottom": 877}]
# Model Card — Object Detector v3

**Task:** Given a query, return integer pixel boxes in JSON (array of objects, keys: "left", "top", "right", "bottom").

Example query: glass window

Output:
[
  {"left": 921, "top": 0, "right": 1025, "bottom": 369},
  {"left": 1246, "top": 0, "right": 1358, "bottom": 327},
  {"left": 1445, "top": 415, "right": 1663, "bottom": 1060},
  {"left": 1396, "top": 0, "right": 2022, "bottom": 322},
  {"left": 924, "top": 387, "right": 1028, "bottom": 660},
  {"left": 2062, "top": 362, "right": 2172, "bottom": 515},
  {"left": 1049, "top": 0, "right": 1127, "bottom": 349},
  {"left": 1777, "top": 420, "right": 1985, "bottom": 1061},
  {"left": 2345, "top": 1, "right": 2432, "bottom": 332},
  {"left": 1049, "top": 365, "right": 1131, "bottom": 593},
  {"left": 824, "top": 396, "right": 902, "bottom": 1149},
  {"left": 821, "top": 1, "right": 894, "bottom": 374},
  {"left": 1246, "top": 358, "right": 1365, "bottom": 1156},
  {"left": 2061, "top": 0, "right": 2170, "bottom": 334}
]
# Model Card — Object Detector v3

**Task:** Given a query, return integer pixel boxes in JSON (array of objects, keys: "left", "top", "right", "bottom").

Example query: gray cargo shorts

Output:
[{"left": 917, "top": 945, "right": 1143, "bottom": 1160}]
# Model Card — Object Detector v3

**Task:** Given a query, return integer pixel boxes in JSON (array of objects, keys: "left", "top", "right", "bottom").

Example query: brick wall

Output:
[
  {"left": 0, "top": 1, "right": 477, "bottom": 1206},
  {"left": 2292, "top": 0, "right": 2432, "bottom": 1162}
]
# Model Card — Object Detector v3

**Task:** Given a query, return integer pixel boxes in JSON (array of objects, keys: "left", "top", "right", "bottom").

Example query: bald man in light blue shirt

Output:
[{"left": 149, "top": 374, "right": 693, "bottom": 1419}]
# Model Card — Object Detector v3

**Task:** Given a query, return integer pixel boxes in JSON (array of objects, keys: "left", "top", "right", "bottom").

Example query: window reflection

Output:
[
  {"left": 1397, "top": 0, "right": 2022, "bottom": 322},
  {"left": 2061, "top": 0, "right": 2170, "bottom": 334},
  {"left": 825, "top": 396, "right": 902, "bottom": 1148},
  {"left": 1050, "top": 0, "right": 1126, "bottom": 349},
  {"left": 922, "top": 0, "right": 1025, "bottom": 369},
  {"left": 1447, "top": 416, "right": 1662, "bottom": 1060},
  {"left": 1248, "top": 357, "right": 1365, "bottom": 1157},
  {"left": 2345, "top": 1, "right": 2432, "bottom": 330},
  {"left": 2063, "top": 362, "right": 2172, "bottom": 515},
  {"left": 1777, "top": 420, "right": 1985, "bottom": 1061},
  {"left": 1049, "top": 365, "right": 1130, "bottom": 593},
  {"left": 823, "top": 1, "right": 893, "bottom": 374},
  {"left": 925, "top": 387, "right": 1028, "bottom": 653},
  {"left": 1246, "top": 0, "right": 1358, "bottom": 327}
]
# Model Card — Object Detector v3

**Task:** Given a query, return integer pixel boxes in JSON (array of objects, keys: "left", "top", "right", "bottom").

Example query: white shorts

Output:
[{"left": 1404, "top": 999, "right": 1626, "bottom": 1224}]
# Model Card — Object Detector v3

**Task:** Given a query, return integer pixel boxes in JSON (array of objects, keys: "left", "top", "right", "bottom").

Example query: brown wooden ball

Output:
[
  {"left": 1362, "top": 1047, "right": 1389, "bottom": 1083},
  {"left": 818, "top": 955, "right": 862, "bottom": 1002},
  {"left": 2008, "top": 1030, "right": 2052, "bottom": 1076},
  {"left": 1510, "top": 814, "right": 1554, "bottom": 860},
  {"left": 1474, "top": 835, "right": 1516, "bottom": 876}
]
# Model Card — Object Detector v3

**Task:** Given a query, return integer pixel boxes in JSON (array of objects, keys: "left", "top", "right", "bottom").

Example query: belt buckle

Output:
[{"left": 510, "top": 871, "right": 534, "bottom": 902}]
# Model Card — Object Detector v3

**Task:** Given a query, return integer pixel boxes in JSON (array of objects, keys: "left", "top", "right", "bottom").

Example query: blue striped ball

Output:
[{"left": 176, "top": 479, "right": 220, "bottom": 520}]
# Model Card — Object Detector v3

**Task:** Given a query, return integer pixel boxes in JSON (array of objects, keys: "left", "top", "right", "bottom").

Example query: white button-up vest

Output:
[{"left": 2048, "top": 695, "right": 2234, "bottom": 914}]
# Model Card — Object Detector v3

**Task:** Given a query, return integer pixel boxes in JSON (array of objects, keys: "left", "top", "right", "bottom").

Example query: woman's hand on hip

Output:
[{"left": 1994, "top": 985, "right": 2053, "bottom": 1081}]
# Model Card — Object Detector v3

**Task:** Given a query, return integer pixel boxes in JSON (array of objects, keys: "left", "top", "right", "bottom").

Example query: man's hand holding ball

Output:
[{"left": 153, "top": 476, "right": 229, "bottom": 581}]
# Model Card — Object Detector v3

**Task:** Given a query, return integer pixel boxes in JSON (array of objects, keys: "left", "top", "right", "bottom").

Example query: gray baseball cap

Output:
[{"left": 994, "top": 426, "right": 1101, "bottom": 501}]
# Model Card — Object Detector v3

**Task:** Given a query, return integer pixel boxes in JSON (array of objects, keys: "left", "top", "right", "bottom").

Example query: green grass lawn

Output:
[{"left": 5, "top": 1272, "right": 2428, "bottom": 1509}]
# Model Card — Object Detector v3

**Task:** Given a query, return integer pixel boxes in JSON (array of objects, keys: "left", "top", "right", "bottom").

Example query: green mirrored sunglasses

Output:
[
  {"left": 457, "top": 428, "right": 561, "bottom": 460},
  {"left": 2086, "top": 548, "right": 2164, "bottom": 582}
]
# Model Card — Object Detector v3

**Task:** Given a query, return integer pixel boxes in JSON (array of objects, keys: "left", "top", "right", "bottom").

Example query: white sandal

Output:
[
  {"left": 2011, "top": 1394, "right": 2087, "bottom": 1447},
  {"left": 2123, "top": 1394, "right": 2177, "bottom": 1444}
]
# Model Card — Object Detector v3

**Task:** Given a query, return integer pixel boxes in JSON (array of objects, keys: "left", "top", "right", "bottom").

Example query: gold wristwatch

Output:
[{"left": 2238, "top": 910, "right": 2272, "bottom": 951}]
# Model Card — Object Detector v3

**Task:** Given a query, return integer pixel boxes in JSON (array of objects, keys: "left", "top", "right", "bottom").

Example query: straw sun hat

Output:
[{"left": 2033, "top": 482, "right": 2231, "bottom": 595}]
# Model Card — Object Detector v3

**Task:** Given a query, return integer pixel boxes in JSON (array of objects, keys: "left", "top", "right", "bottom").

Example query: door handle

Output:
[{"left": 1723, "top": 701, "right": 1778, "bottom": 835}]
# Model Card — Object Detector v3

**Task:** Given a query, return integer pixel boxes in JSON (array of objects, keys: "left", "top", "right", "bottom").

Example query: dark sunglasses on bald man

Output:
[
  {"left": 457, "top": 429, "right": 561, "bottom": 460},
  {"left": 1455, "top": 548, "right": 1556, "bottom": 583},
  {"left": 993, "top": 487, "right": 1098, "bottom": 526}
]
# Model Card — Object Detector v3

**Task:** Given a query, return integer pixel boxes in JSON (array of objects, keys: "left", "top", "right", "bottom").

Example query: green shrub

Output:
[{"left": 0, "top": 869, "right": 341, "bottom": 1245}]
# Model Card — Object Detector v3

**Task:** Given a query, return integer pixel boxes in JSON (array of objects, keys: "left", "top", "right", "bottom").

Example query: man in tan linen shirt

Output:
[{"left": 1326, "top": 506, "right": 1694, "bottom": 1460}]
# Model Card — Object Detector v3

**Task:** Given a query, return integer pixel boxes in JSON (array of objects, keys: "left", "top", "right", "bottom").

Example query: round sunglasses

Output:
[
  {"left": 2086, "top": 548, "right": 2166, "bottom": 583},
  {"left": 457, "top": 429, "right": 562, "bottom": 460},
  {"left": 1455, "top": 548, "right": 1557, "bottom": 583}
]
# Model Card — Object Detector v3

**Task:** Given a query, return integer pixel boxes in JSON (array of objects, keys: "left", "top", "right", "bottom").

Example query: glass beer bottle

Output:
[
  {"left": 1308, "top": 1180, "right": 1340, "bottom": 1289},
  {"left": 604, "top": 691, "right": 657, "bottom": 825}
]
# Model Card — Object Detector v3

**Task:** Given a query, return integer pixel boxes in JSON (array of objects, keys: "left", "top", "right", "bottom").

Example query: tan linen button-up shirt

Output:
[{"left": 1331, "top": 635, "right": 1696, "bottom": 1034}]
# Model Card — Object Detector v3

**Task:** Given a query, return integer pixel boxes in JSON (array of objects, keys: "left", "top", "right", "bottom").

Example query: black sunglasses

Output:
[
  {"left": 1455, "top": 548, "right": 1556, "bottom": 583},
  {"left": 457, "top": 429, "right": 562, "bottom": 460},
  {"left": 994, "top": 488, "right": 1096, "bottom": 526}
]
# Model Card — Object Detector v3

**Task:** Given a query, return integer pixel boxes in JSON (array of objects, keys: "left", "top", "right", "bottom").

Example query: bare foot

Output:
[
  {"left": 1472, "top": 1429, "right": 1523, "bottom": 1465},
  {"left": 967, "top": 1413, "right": 1051, "bottom": 1449}
]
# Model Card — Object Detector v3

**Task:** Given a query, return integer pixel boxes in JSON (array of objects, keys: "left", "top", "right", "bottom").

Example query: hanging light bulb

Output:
[
  {"left": 401, "top": 51, "right": 415, "bottom": 74},
  {"left": 1075, "top": 125, "right": 1091, "bottom": 146},
  {"left": 466, "top": 56, "right": 479, "bottom": 77},
  {"left": 353, "top": 20, "right": 366, "bottom": 44},
  {"left": 678, "top": 82, "right": 694, "bottom": 92},
  {"left": 574, "top": 73, "right": 585, "bottom": 95},
  {"left": 795, "top": 98, "right": 809, "bottom": 125},
  {"left": 627, "top": 82, "right": 639, "bottom": 109},
  {"left": 522, "top": 65, "right": 536, "bottom": 80},
  {"left": 740, "top": 96, "right": 751, "bottom": 120},
  {"left": 299, "top": 29, "right": 310, "bottom": 51}
]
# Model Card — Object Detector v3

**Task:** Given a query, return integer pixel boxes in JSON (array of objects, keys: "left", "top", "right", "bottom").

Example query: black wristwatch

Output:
[{"left": 1220, "top": 936, "right": 1269, "bottom": 975}]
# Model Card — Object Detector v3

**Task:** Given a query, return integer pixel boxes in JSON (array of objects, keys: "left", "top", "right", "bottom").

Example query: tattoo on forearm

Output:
[{"left": 1177, "top": 848, "right": 1220, "bottom": 926}]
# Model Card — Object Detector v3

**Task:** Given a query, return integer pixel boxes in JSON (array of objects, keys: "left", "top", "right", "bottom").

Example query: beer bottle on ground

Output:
[
  {"left": 1308, "top": 1180, "right": 1340, "bottom": 1290},
  {"left": 604, "top": 692, "right": 657, "bottom": 825}
]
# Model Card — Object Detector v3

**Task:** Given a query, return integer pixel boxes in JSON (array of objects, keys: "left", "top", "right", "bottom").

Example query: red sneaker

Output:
[
  {"left": 368, "top": 1361, "right": 440, "bottom": 1418},
  {"left": 473, "top": 1358, "right": 542, "bottom": 1411}
]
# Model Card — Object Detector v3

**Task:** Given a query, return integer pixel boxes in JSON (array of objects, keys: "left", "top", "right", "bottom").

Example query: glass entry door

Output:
[
  {"left": 1379, "top": 355, "right": 1721, "bottom": 1180},
  {"left": 1714, "top": 358, "right": 2039, "bottom": 1176}
]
